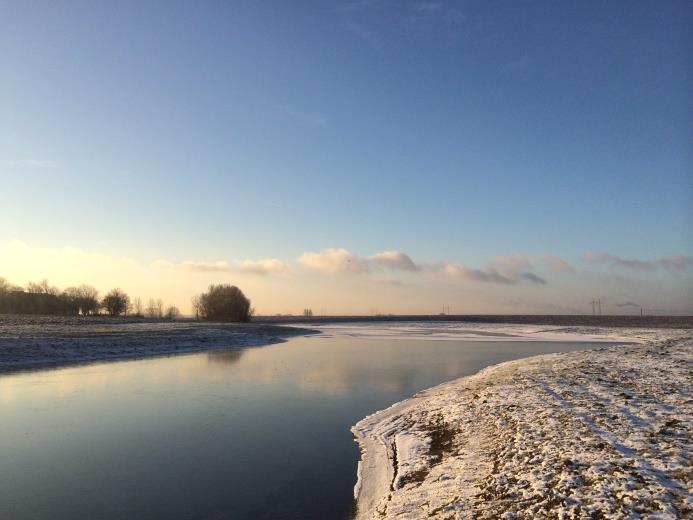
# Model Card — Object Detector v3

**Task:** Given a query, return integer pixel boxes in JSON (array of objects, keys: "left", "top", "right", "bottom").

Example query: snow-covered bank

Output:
[
  {"left": 0, "top": 315, "right": 315, "bottom": 373},
  {"left": 352, "top": 327, "right": 692, "bottom": 519}
]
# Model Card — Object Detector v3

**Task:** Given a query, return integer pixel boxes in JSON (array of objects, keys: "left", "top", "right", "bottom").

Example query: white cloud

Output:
[
  {"left": 299, "top": 248, "right": 370, "bottom": 274},
  {"left": 441, "top": 262, "right": 546, "bottom": 285},
  {"left": 235, "top": 259, "right": 289, "bottom": 276},
  {"left": 491, "top": 254, "right": 574, "bottom": 274},
  {"left": 300, "top": 248, "right": 420, "bottom": 274},
  {"left": 3, "top": 240, "right": 690, "bottom": 315},
  {"left": 541, "top": 255, "right": 575, "bottom": 273},
  {"left": 368, "top": 250, "right": 419, "bottom": 272},
  {"left": 153, "top": 258, "right": 288, "bottom": 276},
  {"left": 299, "top": 249, "right": 563, "bottom": 284},
  {"left": 583, "top": 252, "right": 692, "bottom": 272},
  {"left": 490, "top": 255, "right": 533, "bottom": 273},
  {"left": 522, "top": 272, "right": 547, "bottom": 285},
  {"left": 151, "top": 259, "right": 231, "bottom": 272},
  {"left": 181, "top": 261, "right": 231, "bottom": 273}
]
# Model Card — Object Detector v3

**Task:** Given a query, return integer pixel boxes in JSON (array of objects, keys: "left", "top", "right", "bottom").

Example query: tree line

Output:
[
  {"left": 0, "top": 277, "right": 180, "bottom": 318},
  {"left": 0, "top": 277, "right": 252, "bottom": 322}
]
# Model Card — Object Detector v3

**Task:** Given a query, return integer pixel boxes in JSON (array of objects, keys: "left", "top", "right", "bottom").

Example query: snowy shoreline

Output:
[
  {"left": 352, "top": 326, "right": 692, "bottom": 519},
  {"left": 0, "top": 316, "right": 316, "bottom": 373}
]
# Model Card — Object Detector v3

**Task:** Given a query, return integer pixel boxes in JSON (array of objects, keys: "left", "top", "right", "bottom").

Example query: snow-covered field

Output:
[
  {"left": 0, "top": 315, "right": 313, "bottom": 372},
  {"left": 311, "top": 321, "right": 639, "bottom": 343},
  {"left": 352, "top": 326, "right": 692, "bottom": 519}
]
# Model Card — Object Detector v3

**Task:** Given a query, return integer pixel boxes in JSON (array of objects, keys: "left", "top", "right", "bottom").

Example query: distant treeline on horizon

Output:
[
  {"left": 0, "top": 277, "right": 253, "bottom": 323},
  {"left": 0, "top": 277, "right": 178, "bottom": 318}
]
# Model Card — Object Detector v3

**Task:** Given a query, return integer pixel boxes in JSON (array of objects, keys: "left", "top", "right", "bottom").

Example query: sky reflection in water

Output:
[{"left": 0, "top": 334, "right": 609, "bottom": 519}]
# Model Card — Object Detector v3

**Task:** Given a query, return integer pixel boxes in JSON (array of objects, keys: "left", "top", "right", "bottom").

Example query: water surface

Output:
[{"left": 0, "top": 331, "right": 614, "bottom": 519}]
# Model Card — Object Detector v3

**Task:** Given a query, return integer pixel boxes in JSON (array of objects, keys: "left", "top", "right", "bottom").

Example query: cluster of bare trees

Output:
[
  {"left": 130, "top": 297, "right": 179, "bottom": 319},
  {"left": 0, "top": 277, "right": 179, "bottom": 319},
  {"left": 1, "top": 278, "right": 252, "bottom": 322},
  {"left": 0, "top": 277, "right": 102, "bottom": 316},
  {"left": 62, "top": 285, "right": 100, "bottom": 315}
]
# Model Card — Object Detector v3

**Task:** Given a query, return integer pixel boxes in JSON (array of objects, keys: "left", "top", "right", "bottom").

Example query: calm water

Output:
[{"left": 0, "top": 332, "right": 610, "bottom": 519}]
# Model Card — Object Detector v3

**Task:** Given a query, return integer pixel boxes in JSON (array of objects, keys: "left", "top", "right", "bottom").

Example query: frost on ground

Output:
[
  {"left": 353, "top": 328, "right": 692, "bottom": 519},
  {"left": 310, "top": 321, "right": 638, "bottom": 343},
  {"left": 0, "top": 315, "right": 314, "bottom": 372}
]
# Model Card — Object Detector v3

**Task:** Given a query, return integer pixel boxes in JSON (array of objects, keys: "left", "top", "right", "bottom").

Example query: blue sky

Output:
[{"left": 1, "top": 1, "right": 691, "bottom": 314}]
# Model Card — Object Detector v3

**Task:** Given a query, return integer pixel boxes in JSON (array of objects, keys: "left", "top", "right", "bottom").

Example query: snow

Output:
[
  {"left": 0, "top": 315, "right": 313, "bottom": 372},
  {"left": 352, "top": 326, "right": 692, "bottom": 519},
  {"left": 309, "top": 321, "right": 638, "bottom": 343}
]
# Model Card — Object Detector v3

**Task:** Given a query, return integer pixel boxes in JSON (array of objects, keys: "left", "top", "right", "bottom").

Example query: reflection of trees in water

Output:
[{"left": 207, "top": 348, "right": 246, "bottom": 365}]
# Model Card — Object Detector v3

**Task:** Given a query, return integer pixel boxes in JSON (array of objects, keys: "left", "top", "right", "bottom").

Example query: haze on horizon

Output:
[{"left": 1, "top": 1, "right": 691, "bottom": 315}]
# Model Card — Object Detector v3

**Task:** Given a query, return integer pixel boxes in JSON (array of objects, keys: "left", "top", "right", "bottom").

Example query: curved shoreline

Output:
[
  {"left": 352, "top": 327, "right": 692, "bottom": 519},
  {"left": 0, "top": 317, "right": 317, "bottom": 373}
]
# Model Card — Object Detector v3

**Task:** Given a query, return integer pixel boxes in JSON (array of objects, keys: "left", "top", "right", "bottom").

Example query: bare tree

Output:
[
  {"left": 133, "top": 297, "right": 143, "bottom": 317},
  {"left": 77, "top": 285, "right": 99, "bottom": 315},
  {"left": 145, "top": 298, "right": 158, "bottom": 318},
  {"left": 0, "top": 278, "right": 23, "bottom": 293},
  {"left": 303, "top": 308, "right": 314, "bottom": 317},
  {"left": 156, "top": 298, "right": 163, "bottom": 319},
  {"left": 165, "top": 306, "right": 180, "bottom": 319},
  {"left": 191, "top": 295, "right": 201, "bottom": 320},
  {"left": 26, "top": 279, "right": 59, "bottom": 296},
  {"left": 101, "top": 288, "right": 130, "bottom": 317}
]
